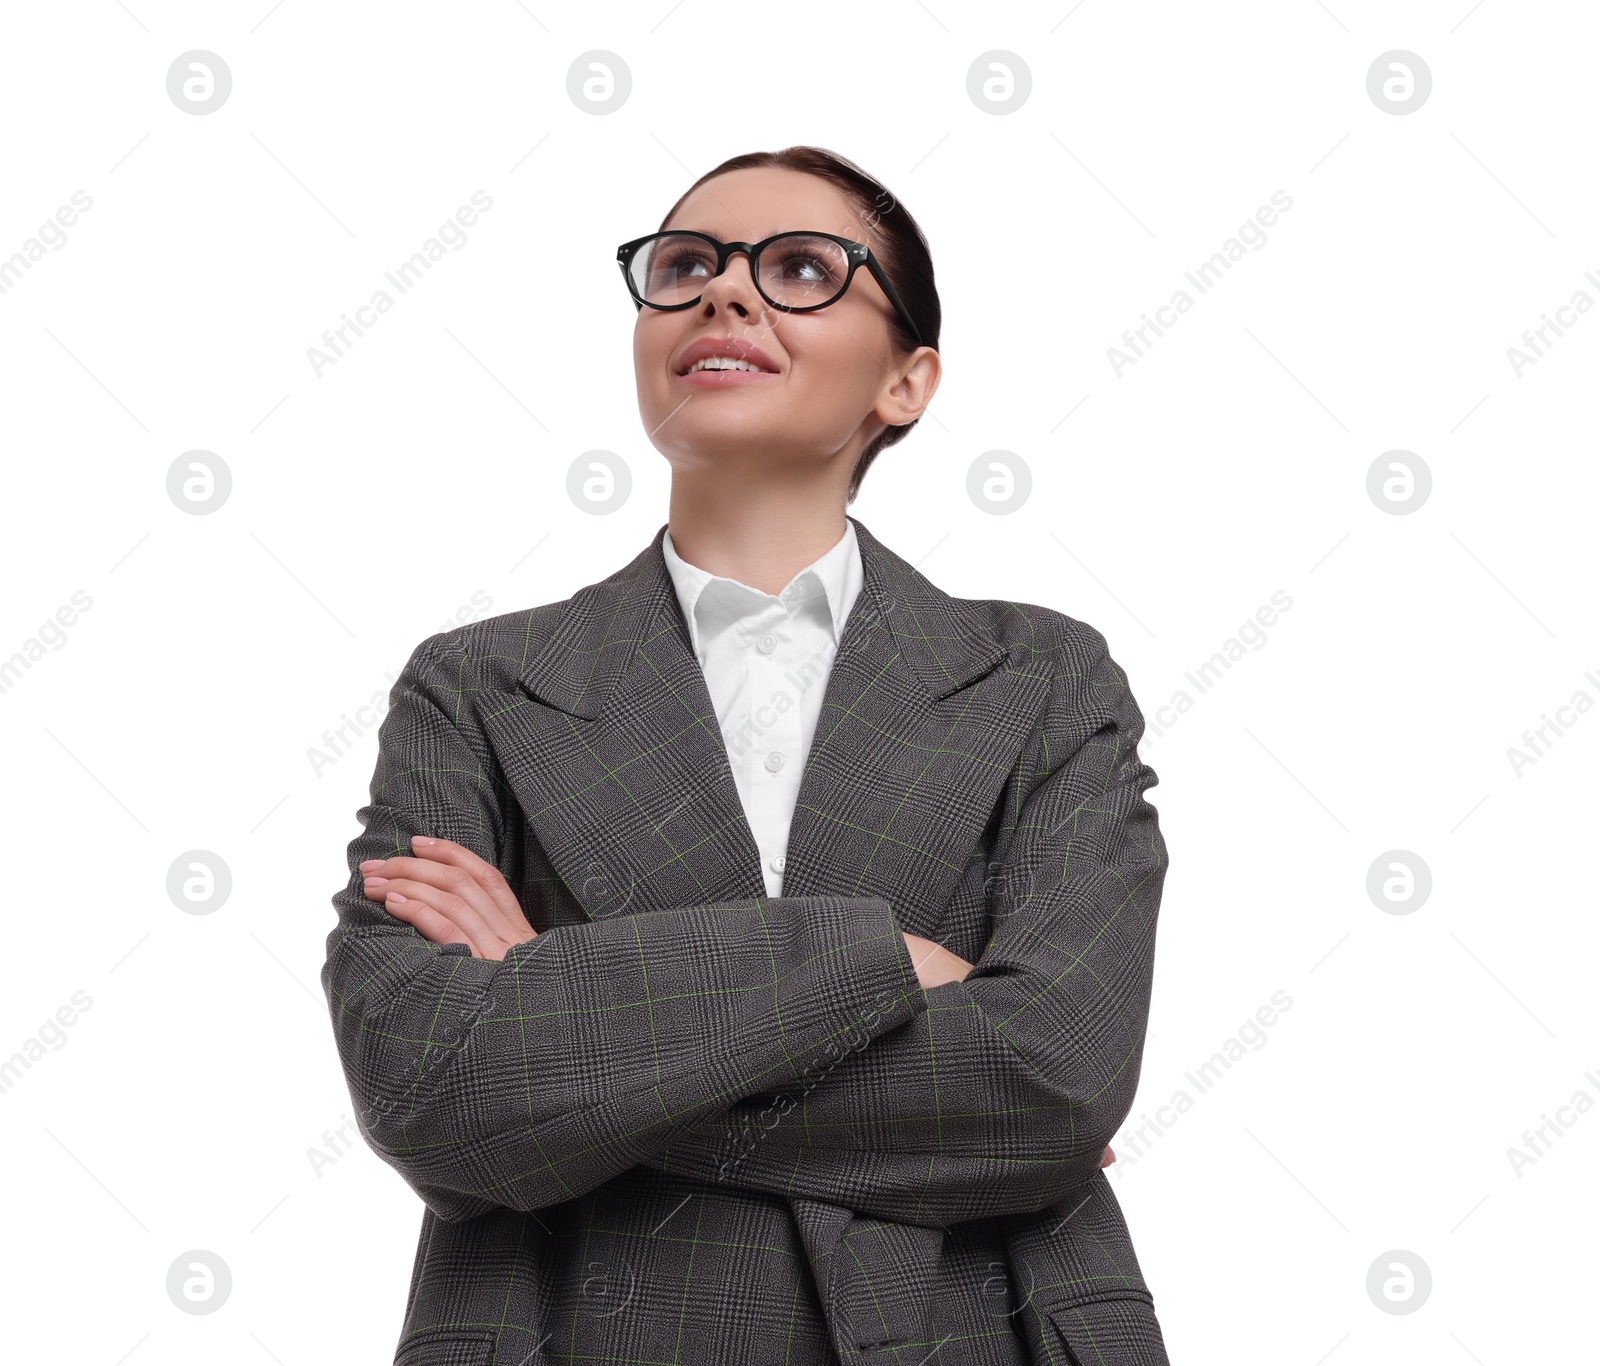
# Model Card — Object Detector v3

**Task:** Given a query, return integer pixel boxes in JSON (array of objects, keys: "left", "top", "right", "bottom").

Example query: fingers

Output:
[
  {"left": 360, "top": 835, "right": 540, "bottom": 961},
  {"left": 901, "top": 932, "right": 937, "bottom": 990},
  {"left": 901, "top": 933, "right": 974, "bottom": 990},
  {"left": 375, "top": 888, "right": 474, "bottom": 952},
  {"left": 361, "top": 852, "right": 500, "bottom": 958},
  {"left": 404, "top": 835, "right": 534, "bottom": 942},
  {"left": 359, "top": 842, "right": 530, "bottom": 956},
  {"left": 366, "top": 872, "right": 503, "bottom": 959}
]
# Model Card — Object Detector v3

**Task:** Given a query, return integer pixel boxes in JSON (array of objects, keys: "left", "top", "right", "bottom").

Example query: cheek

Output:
[
  {"left": 634, "top": 337, "right": 679, "bottom": 407},
  {"left": 788, "top": 337, "right": 882, "bottom": 405},
  {"left": 634, "top": 315, "right": 676, "bottom": 375},
  {"left": 786, "top": 301, "right": 892, "bottom": 382}
]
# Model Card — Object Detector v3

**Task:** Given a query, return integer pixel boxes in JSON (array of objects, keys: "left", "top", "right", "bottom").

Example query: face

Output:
[{"left": 630, "top": 166, "right": 936, "bottom": 480}]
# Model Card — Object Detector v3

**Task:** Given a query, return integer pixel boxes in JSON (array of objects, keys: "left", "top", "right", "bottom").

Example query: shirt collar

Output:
[{"left": 662, "top": 518, "right": 863, "bottom": 661}]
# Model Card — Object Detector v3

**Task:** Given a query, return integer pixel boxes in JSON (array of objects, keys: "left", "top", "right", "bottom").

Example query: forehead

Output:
[{"left": 664, "top": 166, "right": 862, "bottom": 241}]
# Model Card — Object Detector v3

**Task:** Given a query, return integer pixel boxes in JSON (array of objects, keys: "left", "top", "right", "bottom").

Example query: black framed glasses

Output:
[{"left": 616, "top": 229, "right": 922, "bottom": 347}]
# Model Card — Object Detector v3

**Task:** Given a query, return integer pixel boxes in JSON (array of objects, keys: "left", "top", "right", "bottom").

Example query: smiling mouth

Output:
[
  {"left": 678, "top": 357, "right": 779, "bottom": 376},
  {"left": 675, "top": 358, "right": 780, "bottom": 379},
  {"left": 674, "top": 335, "right": 782, "bottom": 376}
]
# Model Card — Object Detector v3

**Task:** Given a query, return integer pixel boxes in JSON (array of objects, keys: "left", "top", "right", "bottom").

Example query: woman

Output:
[{"left": 323, "top": 146, "right": 1171, "bottom": 1365}]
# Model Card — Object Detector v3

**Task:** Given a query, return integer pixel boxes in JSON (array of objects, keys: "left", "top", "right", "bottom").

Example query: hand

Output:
[
  {"left": 901, "top": 932, "right": 974, "bottom": 990},
  {"left": 897, "top": 933, "right": 1115, "bottom": 1169},
  {"left": 359, "top": 834, "right": 537, "bottom": 961}
]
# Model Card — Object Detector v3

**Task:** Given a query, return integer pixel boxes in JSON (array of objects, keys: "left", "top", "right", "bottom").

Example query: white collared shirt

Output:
[{"left": 662, "top": 519, "right": 864, "bottom": 897}]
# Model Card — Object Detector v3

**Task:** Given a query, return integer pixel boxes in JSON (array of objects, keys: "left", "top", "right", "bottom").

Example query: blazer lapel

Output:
[
  {"left": 491, "top": 527, "right": 767, "bottom": 924},
  {"left": 777, "top": 518, "right": 1043, "bottom": 940},
  {"left": 494, "top": 515, "right": 1048, "bottom": 940}
]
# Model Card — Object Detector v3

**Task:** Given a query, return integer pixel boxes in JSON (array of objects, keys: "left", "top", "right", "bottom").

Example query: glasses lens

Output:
[
  {"left": 757, "top": 234, "right": 850, "bottom": 309},
  {"left": 631, "top": 233, "right": 719, "bottom": 306}
]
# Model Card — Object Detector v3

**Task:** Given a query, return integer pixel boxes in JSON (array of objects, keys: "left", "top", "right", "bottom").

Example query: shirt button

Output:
[
  {"left": 757, "top": 632, "right": 778, "bottom": 654},
  {"left": 770, "top": 854, "right": 786, "bottom": 873},
  {"left": 764, "top": 751, "right": 784, "bottom": 772}
]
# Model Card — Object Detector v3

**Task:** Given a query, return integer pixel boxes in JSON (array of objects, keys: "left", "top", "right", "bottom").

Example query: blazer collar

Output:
[{"left": 518, "top": 515, "right": 1007, "bottom": 722}]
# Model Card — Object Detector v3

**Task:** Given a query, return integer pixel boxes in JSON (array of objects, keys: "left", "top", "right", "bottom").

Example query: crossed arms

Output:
[{"left": 320, "top": 624, "right": 1167, "bottom": 1230}]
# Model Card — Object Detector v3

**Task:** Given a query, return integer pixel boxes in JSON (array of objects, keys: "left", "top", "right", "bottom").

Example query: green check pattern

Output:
[{"left": 321, "top": 516, "right": 1170, "bottom": 1365}]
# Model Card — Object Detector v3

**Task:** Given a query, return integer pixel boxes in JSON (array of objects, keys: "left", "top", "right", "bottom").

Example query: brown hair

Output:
[{"left": 657, "top": 146, "right": 941, "bottom": 504}]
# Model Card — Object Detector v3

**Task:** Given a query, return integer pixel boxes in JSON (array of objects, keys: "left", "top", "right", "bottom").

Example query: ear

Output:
[{"left": 873, "top": 346, "right": 941, "bottom": 427}]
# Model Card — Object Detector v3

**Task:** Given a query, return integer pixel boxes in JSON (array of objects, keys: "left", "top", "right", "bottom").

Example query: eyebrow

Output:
[{"left": 664, "top": 227, "right": 860, "bottom": 242}]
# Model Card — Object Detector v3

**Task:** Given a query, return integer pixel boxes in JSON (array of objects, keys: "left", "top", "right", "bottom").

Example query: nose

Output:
[{"left": 698, "top": 246, "right": 764, "bottom": 322}]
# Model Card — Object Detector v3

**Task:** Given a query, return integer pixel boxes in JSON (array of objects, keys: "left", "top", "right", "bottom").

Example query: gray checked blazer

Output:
[{"left": 321, "top": 514, "right": 1172, "bottom": 1366}]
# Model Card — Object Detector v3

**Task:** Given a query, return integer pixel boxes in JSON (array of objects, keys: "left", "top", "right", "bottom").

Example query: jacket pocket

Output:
[
  {"left": 1042, "top": 1294, "right": 1169, "bottom": 1366},
  {"left": 394, "top": 1326, "right": 497, "bottom": 1365}
]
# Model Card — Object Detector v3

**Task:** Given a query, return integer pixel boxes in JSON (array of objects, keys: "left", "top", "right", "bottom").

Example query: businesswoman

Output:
[{"left": 324, "top": 146, "right": 1171, "bottom": 1365}]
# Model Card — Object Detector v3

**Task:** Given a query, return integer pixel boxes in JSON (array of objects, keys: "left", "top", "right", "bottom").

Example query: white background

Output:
[{"left": 1, "top": 2, "right": 1595, "bottom": 1362}]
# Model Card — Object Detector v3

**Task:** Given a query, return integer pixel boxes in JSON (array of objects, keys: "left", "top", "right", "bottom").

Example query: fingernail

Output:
[
  {"left": 360, "top": 860, "right": 384, "bottom": 870},
  {"left": 387, "top": 892, "right": 406, "bottom": 903},
  {"left": 366, "top": 877, "right": 389, "bottom": 888},
  {"left": 411, "top": 836, "right": 435, "bottom": 846}
]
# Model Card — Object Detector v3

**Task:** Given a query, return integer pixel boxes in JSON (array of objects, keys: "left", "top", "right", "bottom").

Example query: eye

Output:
[
  {"left": 760, "top": 236, "right": 849, "bottom": 299},
  {"left": 654, "top": 243, "right": 713, "bottom": 281},
  {"left": 775, "top": 249, "right": 837, "bottom": 285}
]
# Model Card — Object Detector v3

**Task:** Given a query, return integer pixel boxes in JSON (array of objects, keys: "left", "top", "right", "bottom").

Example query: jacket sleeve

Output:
[
  {"left": 320, "top": 631, "right": 929, "bottom": 1225},
  {"left": 635, "top": 625, "right": 1167, "bottom": 1228}
]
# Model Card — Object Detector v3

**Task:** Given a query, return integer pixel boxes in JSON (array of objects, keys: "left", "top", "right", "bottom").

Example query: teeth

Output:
[{"left": 687, "top": 356, "right": 768, "bottom": 373}]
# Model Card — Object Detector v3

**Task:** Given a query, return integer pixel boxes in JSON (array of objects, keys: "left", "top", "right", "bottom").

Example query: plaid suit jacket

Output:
[{"left": 321, "top": 515, "right": 1172, "bottom": 1365}]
